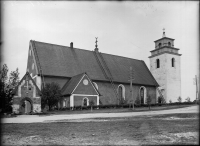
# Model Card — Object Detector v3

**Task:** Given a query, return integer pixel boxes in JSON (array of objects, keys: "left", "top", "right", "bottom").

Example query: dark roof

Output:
[
  {"left": 61, "top": 72, "right": 101, "bottom": 96},
  {"left": 61, "top": 73, "right": 84, "bottom": 95},
  {"left": 12, "top": 72, "right": 41, "bottom": 95},
  {"left": 31, "top": 40, "right": 159, "bottom": 86}
]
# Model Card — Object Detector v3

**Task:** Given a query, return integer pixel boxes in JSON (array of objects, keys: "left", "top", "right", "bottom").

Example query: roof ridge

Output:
[{"left": 32, "top": 40, "right": 143, "bottom": 62}]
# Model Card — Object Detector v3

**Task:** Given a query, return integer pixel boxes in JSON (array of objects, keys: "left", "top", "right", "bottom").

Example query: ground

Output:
[{"left": 1, "top": 105, "right": 199, "bottom": 145}]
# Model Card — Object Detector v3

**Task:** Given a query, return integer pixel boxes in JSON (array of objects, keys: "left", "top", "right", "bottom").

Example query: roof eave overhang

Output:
[
  {"left": 154, "top": 37, "right": 175, "bottom": 42},
  {"left": 150, "top": 46, "right": 179, "bottom": 52},
  {"left": 149, "top": 52, "right": 182, "bottom": 58}
]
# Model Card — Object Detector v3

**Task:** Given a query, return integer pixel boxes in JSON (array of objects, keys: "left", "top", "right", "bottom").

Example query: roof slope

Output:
[
  {"left": 61, "top": 72, "right": 101, "bottom": 96},
  {"left": 61, "top": 73, "right": 84, "bottom": 95},
  {"left": 31, "top": 40, "right": 158, "bottom": 86}
]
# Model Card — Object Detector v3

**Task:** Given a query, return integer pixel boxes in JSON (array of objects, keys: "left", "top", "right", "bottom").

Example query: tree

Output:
[
  {"left": 41, "top": 82, "right": 61, "bottom": 111},
  {"left": 158, "top": 96, "right": 166, "bottom": 104},
  {"left": 0, "top": 64, "right": 20, "bottom": 113},
  {"left": 177, "top": 96, "right": 182, "bottom": 103},
  {"left": 146, "top": 95, "right": 152, "bottom": 110},
  {"left": 89, "top": 100, "right": 95, "bottom": 112},
  {"left": 185, "top": 97, "right": 191, "bottom": 102}
]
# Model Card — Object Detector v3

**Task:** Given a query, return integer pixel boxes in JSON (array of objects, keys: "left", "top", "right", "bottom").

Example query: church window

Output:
[
  {"left": 172, "top": 58, "right": 175, "bottom": 67},
  {"left": 156, "top": 59, "right": 160, "bottom": 68},
  {"left": 118, "top": 84, "right": 125, "bottom": 104},
  {"left": 139, "top": 86, "right": 147, "bottom": 104},
  {"left": 158, "top": 43, "right": 162, "bottom": 48},
  {"left": 93, "top": 82, "right": 98, "bottom": 90},
  {"left": 168, "top": 42, "right": 171, "bottom": 46}
]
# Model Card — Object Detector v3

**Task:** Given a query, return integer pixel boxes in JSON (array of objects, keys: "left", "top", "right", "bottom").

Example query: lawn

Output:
[
  {"left": 2, "top": 113, "right": 199, "bottom": 145},
  {"left": 41, "top": 104, "right": 196, "bottom": 115}
]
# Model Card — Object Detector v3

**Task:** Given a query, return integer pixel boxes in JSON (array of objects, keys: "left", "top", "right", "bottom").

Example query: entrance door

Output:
[
  {"left": 20, "top": 99, "right": 32, "bottom": 114},
  {"left": 83, "top": 98, "right": 89, "bottom": 106},
  {"left": 25, "top": 100, "right": 31, "bottom": 114}
]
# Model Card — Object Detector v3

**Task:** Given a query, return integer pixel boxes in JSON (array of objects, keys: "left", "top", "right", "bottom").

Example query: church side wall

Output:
[
  {"left": 95, "top": 81, "right": 157, "bottom": 105},
  {"left": 74, "top": 96, "right": 97, "bottom": 106},
  {"left": 166, "top": 54, "right": 181, "bottom": 102},
  {"left": 150, "top": 54, "right": 167, "bottom": 99}
]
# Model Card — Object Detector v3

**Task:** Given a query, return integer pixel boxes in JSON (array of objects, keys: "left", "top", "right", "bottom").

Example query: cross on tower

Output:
[
  {"left": 162, "top": 28, "right": 166, "bottom": 37},
  {"left": 95, "top": 37, "right": 98, "bottom": 49}
]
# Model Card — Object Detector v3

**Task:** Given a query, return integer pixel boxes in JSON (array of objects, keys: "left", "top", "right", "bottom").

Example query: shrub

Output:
[
  {"left": 177, "top": 96, "right": 182, "bottom": 103},
  {"left": 135, "top": 96, "right": 140, "bottom": 105},
  {"left": 185, "top": 97, "right": 191, "bottom": 102},
  {"left": 158, "top": 96, "right": 166, "bottom": 104}
]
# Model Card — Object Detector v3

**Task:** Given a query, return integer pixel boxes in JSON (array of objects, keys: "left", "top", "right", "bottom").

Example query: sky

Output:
[{"left": 1, "top": 1, "right": 199, "bottom": 101}]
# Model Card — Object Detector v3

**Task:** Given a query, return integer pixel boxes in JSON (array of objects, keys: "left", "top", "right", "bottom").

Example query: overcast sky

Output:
[{"left": 2, "top": 1, "right": 199, "bottom": 101}]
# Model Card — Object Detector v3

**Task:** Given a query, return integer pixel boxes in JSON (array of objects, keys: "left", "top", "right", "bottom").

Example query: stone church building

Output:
[{"left": 12, "top": 31, "right": 181, "bottom": 114}]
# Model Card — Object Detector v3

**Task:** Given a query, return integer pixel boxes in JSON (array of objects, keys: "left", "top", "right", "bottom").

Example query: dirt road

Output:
[{"left": 2, "top": 105, "right": 199, "bottom": 123}]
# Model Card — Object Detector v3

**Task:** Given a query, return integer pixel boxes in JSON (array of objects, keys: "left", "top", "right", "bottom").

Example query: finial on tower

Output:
[
  {"left": 95, "top": 37, "right": 98, "bottom": 52},
  {"left": 162, "top": 28, "right": 166, "bottom": 38}
]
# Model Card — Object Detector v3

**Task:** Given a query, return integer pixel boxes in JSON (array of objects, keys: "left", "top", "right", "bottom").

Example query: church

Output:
[{"left": 12, "top": 31, "right": 181, "bottom": 114}]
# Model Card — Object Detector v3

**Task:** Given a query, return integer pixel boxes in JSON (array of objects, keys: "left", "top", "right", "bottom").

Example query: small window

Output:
[
  {"left": 158, "top": 43, "right": 162, "bottom": 48},
  {"left": 168, "top": 42, "right": 171, "bottom": 46},
  {"left": 172, "top": 58, "right": 175, "bottom": 67},
  {"left": 156, "top": 59, "right": 160, "bottom": 68}
]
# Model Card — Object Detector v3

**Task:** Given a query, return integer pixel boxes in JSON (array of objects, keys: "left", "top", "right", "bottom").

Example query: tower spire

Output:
[
  {"left": 95, "top": 37, "right": 98, "bottom": 52},
  {"left": 162, "top": 28, "right": 166, "bottom": 38}
]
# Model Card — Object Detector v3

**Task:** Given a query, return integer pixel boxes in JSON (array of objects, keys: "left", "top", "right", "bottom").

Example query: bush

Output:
[
  {"left": 185, "top": 97, "right": 191, "bottom": 102},
  {"left": 177, "top": 96, "right": 182, "bottom": 103}
]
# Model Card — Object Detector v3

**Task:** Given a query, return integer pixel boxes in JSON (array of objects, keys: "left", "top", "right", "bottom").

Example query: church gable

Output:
[
  {"left": 12, "top": 72, "right": 42, "bottom": 114},
  {"left": 61, "top": 73, "right": 100, "bottom": 96},
  {"left": 13, "top": 72, "right": 41, "bottom": 97},
  {"left": 72, "top": 74, "right": 99, "bottom": 95}
]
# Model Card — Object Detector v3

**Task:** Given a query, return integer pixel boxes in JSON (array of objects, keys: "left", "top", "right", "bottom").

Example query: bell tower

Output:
[{"left": 149, "top": 30, "right": 182, "bottom": 103}]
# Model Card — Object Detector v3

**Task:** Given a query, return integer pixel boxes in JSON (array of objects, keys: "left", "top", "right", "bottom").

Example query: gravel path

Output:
[{"left": 2, "top": 105, "right": 199, "bottom": 123}]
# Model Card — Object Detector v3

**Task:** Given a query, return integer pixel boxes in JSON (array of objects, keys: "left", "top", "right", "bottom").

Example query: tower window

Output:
[
  {"left": 156, "top": 59, "right": 160, "bottom": 68},
  {"left": 158, "top": 43, "right": 162, "bottom": 48},
  {"left": 168, "top": 42, "right": 171, "bottom": 46},
  {"left": 172, "top": 58, "right": 175, "bottom": 67}
]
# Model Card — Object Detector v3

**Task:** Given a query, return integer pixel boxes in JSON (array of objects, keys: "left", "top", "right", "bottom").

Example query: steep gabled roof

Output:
[
  {"left": 30, "top": 40, "right": 159, "bottom": 86},
  {"left": 61, "top": 72, "right": 101, "bottom": 96},
  {"left": 12, "top": 72, "right": 41, "bottom": 95}
]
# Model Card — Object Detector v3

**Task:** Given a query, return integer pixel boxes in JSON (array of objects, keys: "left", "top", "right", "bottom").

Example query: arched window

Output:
[
  {"left": 93, "top": 82, "right": 98, "bottom": 90},
  {"left": 82, "top": 97, "right": 89, "bottom": 106},
  {"left": 168, "top": 42, "right": 171, "bottom": 46},
  {"left": 156, "top": 59, "right": 160, "bottom": 68},
  {"left": 139, "top": 86, "right": 147, "bottom": 104},
  {"left": 172, "top": 58, "right": 175, "bottom": 67},
  {"left": 158, "top": 43, "right": 162, "bottom": 48},
  {"left": 118, "top": 84, "right": 125, "bottom": 103}
]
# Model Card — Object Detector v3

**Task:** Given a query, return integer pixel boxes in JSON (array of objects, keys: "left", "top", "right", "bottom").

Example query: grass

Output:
[
  {"left": 40, "top": 104, "right": 196, "bottom": 116},
  {"left": 2, "top": 113, "right": 199, "bottom": 145}
]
